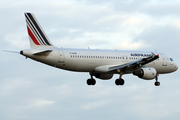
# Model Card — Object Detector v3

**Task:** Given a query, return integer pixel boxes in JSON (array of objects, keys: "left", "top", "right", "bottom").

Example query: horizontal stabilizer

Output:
[{"left": 32, "top": 50, "right": 53, "bottom": 55}]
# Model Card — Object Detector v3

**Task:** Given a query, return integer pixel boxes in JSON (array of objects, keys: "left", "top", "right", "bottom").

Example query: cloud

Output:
[
  {"left": 133, "top": 25, "right": 180, "bottom": 56},
  {"left": 115, "top": 40, "right": 150, "bottom": 50},
  {"left": 4, "top": 32, "right": 29, "bottom": 49},
  {"left": 84, "top": 0, "right": 180, "bottom": 17},
  {"left": 81, "top": 101, "right": 107, "bottom": 110},
  {"left": 24, "top": 99, "right": 55, "bottom": 109},
  {"left": 0, "top": 0, "right": 180, "bottom": 120}
]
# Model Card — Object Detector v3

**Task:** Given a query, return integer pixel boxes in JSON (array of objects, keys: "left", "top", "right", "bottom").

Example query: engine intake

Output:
[{"left": 133, "top": 67, "right": 157, "bottom": 80}]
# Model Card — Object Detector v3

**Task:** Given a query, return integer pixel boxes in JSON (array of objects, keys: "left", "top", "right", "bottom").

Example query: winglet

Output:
[{"left": 151, "top": 52, "right": 156, "bottom": 56}]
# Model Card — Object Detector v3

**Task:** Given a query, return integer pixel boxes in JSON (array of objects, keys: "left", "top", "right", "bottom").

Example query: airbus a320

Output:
[{"left": 19, "top": 13, "right": 178, "bottom": 86}]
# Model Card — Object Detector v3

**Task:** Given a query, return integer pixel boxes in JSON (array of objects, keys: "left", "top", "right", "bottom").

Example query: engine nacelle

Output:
[
  {"left": 94, "top": 73, "right": 113, "bottom": 80},
  {"left": 133, "top": 67, "right": 157, "bottom": 80}
]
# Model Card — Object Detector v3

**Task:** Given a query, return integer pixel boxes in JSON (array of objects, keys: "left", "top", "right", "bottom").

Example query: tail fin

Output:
[{"left": 25, "top": 13, "right": 54, "bottom": 49}]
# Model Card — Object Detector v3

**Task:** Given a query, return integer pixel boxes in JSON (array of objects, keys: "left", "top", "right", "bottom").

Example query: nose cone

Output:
[
  {"left": 174, "top": 63, "right": 178, "bottom": 71},
  {"left": 172, "top": 63, "right": 178, "bottom": 72}
]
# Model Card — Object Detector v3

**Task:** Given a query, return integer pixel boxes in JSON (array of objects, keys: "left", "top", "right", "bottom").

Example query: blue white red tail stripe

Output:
[
  {"left": 25, "top": 14, "right": 46, "bottom": 45},
  {"left": 26, "top": 13, "right": 51, "bottom": 45},
  {"left": 26, "top": 18, "right": 45, "bottom": 45},
  {"left": 25, "top": 13, "right": 52, "bottom": 48},
  {"left": 27, "top": 26, "right": 40, "bottom": 45}
]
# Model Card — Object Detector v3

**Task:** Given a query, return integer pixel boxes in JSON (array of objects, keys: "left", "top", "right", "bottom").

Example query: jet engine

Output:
[
  {"left": 94, "top": 73, "right": 113, "bottom": 80},
  {"left": 133, "top": 67, "right": 157, "bottom": 80}
]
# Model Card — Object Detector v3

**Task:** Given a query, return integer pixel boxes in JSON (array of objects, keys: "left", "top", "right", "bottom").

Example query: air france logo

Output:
[{"left": 131, "top": 53, "right": 152, "bottom": 57}]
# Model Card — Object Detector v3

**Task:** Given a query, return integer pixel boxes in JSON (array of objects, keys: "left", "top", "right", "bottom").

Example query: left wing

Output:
[{"left": 95, "top": 53, "right": 159, "bottom": 73}]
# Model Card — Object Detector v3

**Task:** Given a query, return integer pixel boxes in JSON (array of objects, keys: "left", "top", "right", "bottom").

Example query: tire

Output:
[
  {"left": 119, "top": 79, "right": 125, "bottom": 85},
  {"left": 115, "top": 79, "right": 120, "bottom": 85},
  {"left": 87, "top": 79, "right": 92, "bottom": 85},
  {"left": 154, "top": 81, "right": 160, "bottom": 86},
  {"left": 92, "top": 79, "right": 96, "bottom": 85}
]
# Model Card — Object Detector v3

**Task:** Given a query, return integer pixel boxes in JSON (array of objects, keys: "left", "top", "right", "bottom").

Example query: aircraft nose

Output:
[{"left": 174, "top": 63, "right": 178, "bottom": 71}]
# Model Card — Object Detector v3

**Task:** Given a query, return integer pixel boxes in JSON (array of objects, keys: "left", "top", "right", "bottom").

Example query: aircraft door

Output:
[
  {"left": 122, "top": 55, "right": 125, "bottom": 62},
  {"left": 122, "top": 55, "right": 128, "bottom": 62},
  {"left": 59, "top": 50, "right": 65, "bottom": 63},
  {"left": 161, "top": 54, "right": 167, "bottom": 66}
]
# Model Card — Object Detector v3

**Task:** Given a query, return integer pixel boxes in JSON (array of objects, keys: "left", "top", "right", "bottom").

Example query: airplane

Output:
[{"left": 19, "top": 13, "right": 178, "bottom": 86}]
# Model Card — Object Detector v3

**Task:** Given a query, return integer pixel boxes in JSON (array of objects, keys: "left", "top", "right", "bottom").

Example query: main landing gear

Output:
[
  {"left": 115, "top": 79, "right": 125, "bottom": 85},
  {"left": 87, "top": 72, "right": 126, "bottom": 86},
  {"left": 87, "top": 75, "right": 96, "bottom": 85},
  {"left": 154, "top": 76, "right": 160, "bottom": 86},
  {"left": 115, "top": 72, "right": 125, "bottom": 86},
  {"left": 86, "top": 78, "right": 125, "bottom": 86}
]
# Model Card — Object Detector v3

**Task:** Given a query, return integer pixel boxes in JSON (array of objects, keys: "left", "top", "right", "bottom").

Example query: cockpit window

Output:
[{"left": 170, "top": 58, "right": 174, "bottom": 61}]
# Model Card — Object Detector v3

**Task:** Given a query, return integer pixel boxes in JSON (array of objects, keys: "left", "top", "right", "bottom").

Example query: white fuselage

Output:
[{"left": 22, "top": 48, "right": 178, "bottom": 75}]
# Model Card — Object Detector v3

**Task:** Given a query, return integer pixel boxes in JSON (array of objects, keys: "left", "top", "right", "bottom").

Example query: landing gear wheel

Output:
[
  {"left": 115, "top": 79, "right": 125, "bottom": 86},
  {"left": 87, "top": 79, "right": 96, "bottom": 85},
  {"left": 87, "top": 79, "right": 92, "bottom": 85},
  {"left": 119, "top": 79, "right": 125, "bottom": 85},
  {"left": 115, "top": 79, "right": 120, "bottom": 85},
  {"left": 91, "top": 79, "right": 96, "bottom": 85},
  {"left": 154, "top": 75, "right": 160, "bottom": 86},
  {"left": 154, "top": 81, "right": 160, "bottom": 86}
]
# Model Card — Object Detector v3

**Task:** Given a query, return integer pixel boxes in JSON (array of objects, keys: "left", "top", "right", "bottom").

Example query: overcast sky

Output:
[{"left": 0, "top": 0, "right": 180, "bottom": 120}]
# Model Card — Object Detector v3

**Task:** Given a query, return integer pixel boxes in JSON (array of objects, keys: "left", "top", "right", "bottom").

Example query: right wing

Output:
[{"left": 95, "top": 53, "right": 159, "bottom": 73}]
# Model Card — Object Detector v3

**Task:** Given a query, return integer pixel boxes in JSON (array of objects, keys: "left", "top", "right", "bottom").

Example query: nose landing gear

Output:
[{"left": 154, "top": 76, "right": 160, "bottom": 86}]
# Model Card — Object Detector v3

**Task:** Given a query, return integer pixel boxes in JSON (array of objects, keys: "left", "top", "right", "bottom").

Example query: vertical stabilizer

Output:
[{"left": 25, "top": 13, "right": 54, "bottom": 49}]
